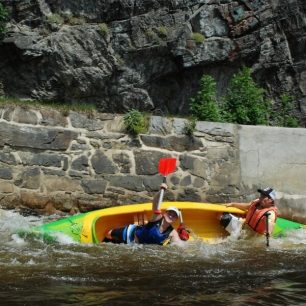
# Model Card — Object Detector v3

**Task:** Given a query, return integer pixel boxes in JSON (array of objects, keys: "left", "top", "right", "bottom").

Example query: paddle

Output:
[
  {"left": 264, "top": 212, "right": 271, "bottom": 247},
  {"left": 156, "top": 157, "right": 176, "bottom": 210},
  {"left": 179, "top": 210, "right": 184, "bottom": 224}
]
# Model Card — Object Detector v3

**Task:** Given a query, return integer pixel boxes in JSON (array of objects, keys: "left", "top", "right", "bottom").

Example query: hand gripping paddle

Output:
[{"left": 157, "top": 157, "right": 176, "bottom": 210}]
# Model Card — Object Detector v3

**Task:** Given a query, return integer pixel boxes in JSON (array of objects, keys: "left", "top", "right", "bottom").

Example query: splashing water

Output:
[{"left": 1, "top": 209, "right": 306, "bottom": 305}]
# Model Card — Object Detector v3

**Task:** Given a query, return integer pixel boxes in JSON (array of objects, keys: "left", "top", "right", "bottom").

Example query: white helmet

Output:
[{"left": 166, "top": 206, "right": 180, "bottom": 217}]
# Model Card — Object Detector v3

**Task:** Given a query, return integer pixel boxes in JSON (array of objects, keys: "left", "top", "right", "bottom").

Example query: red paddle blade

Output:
[{"left": 158, "top": 158, "right": 176, "bottom": 176}]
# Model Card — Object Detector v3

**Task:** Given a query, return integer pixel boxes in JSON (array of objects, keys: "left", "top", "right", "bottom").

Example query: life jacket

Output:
[
  {"left": 245, "top": 202, "right": 278, "bottom": 235},
  {"left": 135, "top": 218, "right": 173, "bottom": 245}
]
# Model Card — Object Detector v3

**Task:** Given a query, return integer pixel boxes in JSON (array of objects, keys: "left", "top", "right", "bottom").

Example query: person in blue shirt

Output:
[{"left": 104, "top": 183, "right": 189, "bottom": 245}]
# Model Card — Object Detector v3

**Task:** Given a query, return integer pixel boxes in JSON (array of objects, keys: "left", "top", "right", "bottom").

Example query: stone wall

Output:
[{"left": 0, "top": 105, "right": 305, "bottom": 221}]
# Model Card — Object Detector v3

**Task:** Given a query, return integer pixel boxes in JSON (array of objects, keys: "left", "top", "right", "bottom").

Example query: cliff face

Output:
[{"left": 0, "top": 0, "right": 306, "bottom": 123}]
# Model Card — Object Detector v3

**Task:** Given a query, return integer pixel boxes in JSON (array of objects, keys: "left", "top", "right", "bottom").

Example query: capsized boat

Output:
[{"left": 21, "top": 202, "right": 306, "bottom": 244}]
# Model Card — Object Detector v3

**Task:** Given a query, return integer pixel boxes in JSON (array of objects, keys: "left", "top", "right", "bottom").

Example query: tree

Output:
[
  {"left": 190, "top": 74, "right": 221, "bottom": 122},
  {"left": 274, "top": 94, "right": 299, "bottom": 127},
  {"left": 222, "top": 67, "right": 270, "bottom": 125}
]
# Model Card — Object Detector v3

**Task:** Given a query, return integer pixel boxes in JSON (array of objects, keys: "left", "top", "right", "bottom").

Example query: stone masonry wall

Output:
[{"left": 0, "top": 105, "right": 305, "bottom": 222}]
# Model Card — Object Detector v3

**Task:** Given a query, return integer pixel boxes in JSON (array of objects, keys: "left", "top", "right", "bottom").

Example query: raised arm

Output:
[
  {"left": 225, "top": 199, "right": 259, "bottom": 211},
  {"left": 151, "top": 183, "right": 168, "bottom": 221}
]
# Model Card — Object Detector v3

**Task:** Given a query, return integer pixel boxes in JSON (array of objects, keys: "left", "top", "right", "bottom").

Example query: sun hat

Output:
[
  {"left": 166, "top": 206, "right": 180, "bottom": 217},
  {"left": 257, "top": 187, "right": 276, "bottom": 201}
]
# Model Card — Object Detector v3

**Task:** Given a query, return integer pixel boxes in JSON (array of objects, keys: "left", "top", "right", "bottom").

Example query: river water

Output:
[{"left": 1, "top": 209, "right": 306, "bottom": 306}]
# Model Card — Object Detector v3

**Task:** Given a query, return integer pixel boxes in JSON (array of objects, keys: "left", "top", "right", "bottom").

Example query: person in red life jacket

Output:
[
  {"left": 105, "top": 183, "right": 189, "bottom": 245},
  {"left": 220, "top": 187, "right": 277, "bottom": 237}
]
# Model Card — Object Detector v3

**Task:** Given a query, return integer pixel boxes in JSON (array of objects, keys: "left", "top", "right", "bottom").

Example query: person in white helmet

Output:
[{"left": 105, "top": 183, "right": 189, "bottom": 245}]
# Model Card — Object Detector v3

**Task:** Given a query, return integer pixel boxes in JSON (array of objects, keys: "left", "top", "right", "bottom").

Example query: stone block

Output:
[
  {"left": 44, "top": 176, "right": 82, "bottom": 192},
  {"left": 15, "top": 167, "right": 41, "bottom": 189},
  {"left": 0, "top": 181, "right": 14, "bottom": 193},
  {"left": 91, "top": 151, "right": 118, "bottom": 174},
  {"left": 113, "top": 152, "right": 131, "bottom": 173},
  {"left": 40, "top": 109, "right": 68, "bottom": 127},
  {"left": 20, "top": 191, "right": 49, "bottom": 209},
  {"left": 0, "top": 122, "right": 78, "bottom": 151},
  {"left": 11, "top": 106, "right": 39, "bottom": 125},
  {"left": 134, "top": 150, "right": 166, "bottom": 175},
  {"left": 180, "top": 154, "right": 209, "bottom": 179},
  {"left": 0, "top": 152, "right": 17, "bottom": 165},
  {"left": 148, "top": 116, "right": 172, "bottom": 135},
  {"left": 19, "top": 152, "right": 63, "bottom": 167},
  {"left": 108, "top": 175, "right": 145, "bottom": 192},
  {"left": 140, "top": 135, "right": 202, "bottom": 152},
  {"left": 0, "top": 168, "right": 13, "bottom": 180},
  {"left": 81, "top": 179, "right": 107, "bottom": 194},
  {"left": 71, "top": 155, "right": 89, "bottom": 171},
  {"left": 69, "top": 111, "right": 105, "bottom": 131}
]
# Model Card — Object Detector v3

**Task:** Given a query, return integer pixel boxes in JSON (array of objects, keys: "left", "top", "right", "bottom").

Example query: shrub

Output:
[
  {"left": 47, "top": 14, "right": 64, "bottom": 25},
  {"left": 191, "top": 32, "right": 205, "bottom": 44},
  {"left": 99, "top": 23, "right": 109, "bottom": 36},
  {"left": 123, "top": 109, "right": 147, "bottom": 135},
  {"left": 145, "top": 28, "right": 160, "bottom": 43},
  {"left": 0, "top": 3, "right": 8, "bottom": 35},
  {"left": 222, "top": 67, "right": 270, "bottom": 125},
  {"left": 190, "top": 75, "right": 221, "bottom": 122},
  {"left": 156, "top": 26, "right": 168, "bottom": 38},
  {"left": 184, "top": 117, "right": 197, "bottom": 136}
]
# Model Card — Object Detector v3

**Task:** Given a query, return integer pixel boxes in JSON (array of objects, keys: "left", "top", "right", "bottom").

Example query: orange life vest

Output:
[{"left": 245, "top": 202, "right": 278, "bottom": 235}]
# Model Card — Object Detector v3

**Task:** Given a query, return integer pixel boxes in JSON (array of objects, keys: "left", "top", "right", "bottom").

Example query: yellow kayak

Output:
[{"left": 30, "top": 201, "right": 305, "bottom": 244}]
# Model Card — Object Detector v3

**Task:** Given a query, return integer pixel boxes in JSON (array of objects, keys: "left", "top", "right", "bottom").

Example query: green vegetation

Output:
[
  {"left": 190, "top": 67, "right": 299, "bottom": 127},
  {"left": 47, "top": 13, "right": 87, "bottom": 27},
  {"left": 145, "top": 29, "right": 159, "bottom": 41},
  {"left": 145, "top": 27, "right": 168, "bottom": 44},
  {"left": 191, "top": 32, "right": 205, "bottom": 44},
  {"left": 184, "top": 117, "right": 197, "bottom": 136},
  {"left": 156, "top": 26, "right": 168, "bottom": 38},
  {"left": 190, "top": 75, "right": 222, "bottom": 122},
  {"left": 222, "top": 67, "right": 270, "bottom": 125},
  {"left": 0, "top": 3, "right": 8, "bottom": 35},
  {"left": 0, "top": 96, "right": 96, "bottom": 115},
  {"left": 123, "top": 109, "right": 148, "bottom": 135},
  {"left": 274, "top": 94, "right": 299, "bottom": 127},
  {"left": 99, "top": 23, "right": 109, "bottom": 36},
  {"left": 66, "top": 16, "right": 86, "bottom": 26},
  {"left": 47, "top": 14, "right": 64, "bottom": 25}
]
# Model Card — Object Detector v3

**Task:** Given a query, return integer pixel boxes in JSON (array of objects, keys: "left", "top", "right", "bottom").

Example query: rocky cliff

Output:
[{"left": 0, "top": 0, "right": 306, "bottom": 124}]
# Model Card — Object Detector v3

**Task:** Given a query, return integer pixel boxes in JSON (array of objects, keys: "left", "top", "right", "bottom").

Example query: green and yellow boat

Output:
[{"left": 25, "top": 202, "right": 306, "bottom": 244}]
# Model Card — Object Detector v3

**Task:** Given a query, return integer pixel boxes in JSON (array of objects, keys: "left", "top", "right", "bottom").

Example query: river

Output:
[{"left": 1, "top": 208, "right": 306, "bottom": 306}]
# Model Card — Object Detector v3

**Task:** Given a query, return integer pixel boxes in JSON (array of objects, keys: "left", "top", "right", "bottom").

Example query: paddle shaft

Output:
[
  {"left": 180, "top": 210, "right": 183, "bottom": 224},
  {"left": 264, "top": 212, "right": 271, "bottom": 247},
  {"left": 157, "top": 176, "right": 166, "bottom": 210}
]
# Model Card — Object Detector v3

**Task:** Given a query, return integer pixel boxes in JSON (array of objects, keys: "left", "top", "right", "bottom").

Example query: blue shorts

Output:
[{"left": 111, "top": 224, "right": 137, "bottom": 244}]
